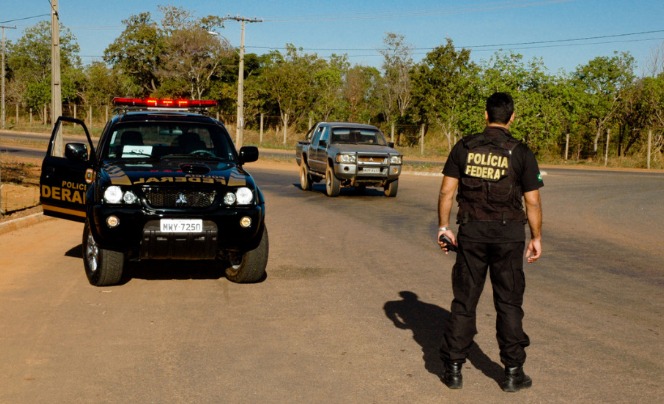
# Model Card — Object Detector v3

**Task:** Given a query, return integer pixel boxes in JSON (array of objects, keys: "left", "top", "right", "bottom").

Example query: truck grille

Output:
[
  {"left": 143, "top": 188, "right": 217, "bottom": 208},
  {"left": 358, "top": 155, "right": 387, "bottom": 164}
]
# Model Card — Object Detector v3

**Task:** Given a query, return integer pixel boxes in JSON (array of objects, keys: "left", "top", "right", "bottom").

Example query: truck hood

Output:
[
  {"left": 100, "top": 159, "right": 251, "bottom": 187},
  {"left": 331, "top": 143, "right": 400, "bottom": 155}
]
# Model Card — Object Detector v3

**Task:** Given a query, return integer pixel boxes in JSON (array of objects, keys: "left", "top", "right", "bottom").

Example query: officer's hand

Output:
[
  {"left": 526, "top": 238, "right": 542, "bottom": 263},
  {"left": 437, "top": 230, "right": 457, "bottom": 254}
]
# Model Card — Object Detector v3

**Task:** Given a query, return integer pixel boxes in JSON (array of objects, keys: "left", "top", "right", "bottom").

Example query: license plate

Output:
[
  {"left": 160, "top": 219, "right": 203, "bottom": 233},
  {"left": 362, "top": 167, "right": 381, "bottom": 174}
]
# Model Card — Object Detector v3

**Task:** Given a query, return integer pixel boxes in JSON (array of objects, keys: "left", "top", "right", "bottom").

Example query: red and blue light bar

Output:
[{"left": 113, "top": 97, "right": 218, "bottom": 108}]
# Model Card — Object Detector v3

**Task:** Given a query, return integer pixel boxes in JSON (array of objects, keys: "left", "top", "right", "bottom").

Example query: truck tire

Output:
[
  {"left": 83, "top": 221, "right": 125, "bottom": 286},
  {"left": 300, "top": 162, "right": 312, "bottom": 191},
  {"left": 225, "top": 226, "right": 269, "bottom": 283},
  {"left": 325, "top": 165, "right": 341, "bottom": 197},
  {"left": 384, "top": 179, "right": 399, "bottom": 197}
]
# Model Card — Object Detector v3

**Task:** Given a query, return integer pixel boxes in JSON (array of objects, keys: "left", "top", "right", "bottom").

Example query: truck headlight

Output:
[
  {"left": 390, "top": 155, "right": 402, "bottom": 165},
  {"left": 104, "top": 186, "right": 123, "bottom": 204},
  {"left": 235, "top": 187, "right": 253, "bottom": 205},
  {"left": 224, "top": 187, "right": 254, "bottom": 205},
  {"left": 123, "top": 191, "right": 138, "bottom": 204},
  {"left": 336, "top": 153, "right": 356, "bottom": 164},
  {"left": 103, "top": 186, "right": 139, "bottom": 204}
]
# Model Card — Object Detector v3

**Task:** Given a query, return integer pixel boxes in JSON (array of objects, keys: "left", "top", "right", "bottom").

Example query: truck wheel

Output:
[
  {"left": 299, "top": 163, "right": 312, "bottom": 191},
  {"left": 384, "top": 179, "right": 399, "bottom": 197},
  {"left": 83, "top": 221, "right": 125, "bottom": 286},
  {"left": 325, "top": 165, "right": 341, "bottom": 197},
  {"left": 225, "top": 226, "right": 269, "bottom": 283}
]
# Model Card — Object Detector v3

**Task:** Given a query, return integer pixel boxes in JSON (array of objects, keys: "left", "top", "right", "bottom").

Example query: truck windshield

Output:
[
  {"left": 102, "top": 123, "right": 236, "bottom": 161},
  {"left": 330, "top": 128, "right": 387, "bottom": 145}
]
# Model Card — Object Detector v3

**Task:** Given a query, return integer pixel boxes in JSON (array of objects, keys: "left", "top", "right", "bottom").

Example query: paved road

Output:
[{"left": 1, "top": 162, "right": 663, "bottom": 403}]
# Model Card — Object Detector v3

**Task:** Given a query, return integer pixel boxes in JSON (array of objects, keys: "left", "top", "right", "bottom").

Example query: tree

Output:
[
  {"left": 104, "top": 8, "right": 231, "bottom": 99},
  {"left": 7, "top": 21, "right": 82, "bottom": 118},
  {"left": 479, "top": 51, "right": 577, "bottom": 155},
  {"left": 80, "top": 62, "right": 122, "bottom": 106},
  {"left": 311, "top": 54, "right": 347, "bottom": 122},
  {"left": 343, "top": 65, "right": 382, "bottom": 123},
  {"left": 379, "top": 33, "right": 414, "bottom": 142},
  {"left": 411, "top": 38, "right": 478, "bottom": 149},
  {"left": 572, "top": 52, "right": 636, "bottom": 155},
  {"left": 104, "top": 12, "right": 164, "bottom": 96},
  {"left": 156, "top": 6, "right": 229, "bottom": 99},
  {"left": 645, "top": 41, "right": 664, "bottom": 77},
  {"left": 619, "top": 75, "right": 664, "bottom": 155},
  {"left": 252, "top": 45, "right": 338, "bottom": 132}
]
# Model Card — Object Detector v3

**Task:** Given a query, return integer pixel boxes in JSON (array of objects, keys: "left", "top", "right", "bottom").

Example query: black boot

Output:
[
  {"left": 501, "top": 366, "right": 532, "bottom": 392},
  {"left": 443, "top": 361, "right": 463, "bottom": 389}
]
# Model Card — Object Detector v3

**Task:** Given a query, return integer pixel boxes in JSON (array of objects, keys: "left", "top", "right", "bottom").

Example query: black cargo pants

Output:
[{"left": 440, "top": 240, "right": 530, "bottom": 367}]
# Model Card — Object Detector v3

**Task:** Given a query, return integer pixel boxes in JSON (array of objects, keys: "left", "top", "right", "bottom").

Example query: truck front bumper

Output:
[
  {"left": 88, "top": 203, "right": 265, "bottom": 258},
  {"left": 334, "top": 163, "right": 401, "bottom": 183}
]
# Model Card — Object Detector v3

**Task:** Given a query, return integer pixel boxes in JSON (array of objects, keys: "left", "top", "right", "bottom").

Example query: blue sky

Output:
[{"left": 2, "top": 0, "right": 664, "bottom": 75}]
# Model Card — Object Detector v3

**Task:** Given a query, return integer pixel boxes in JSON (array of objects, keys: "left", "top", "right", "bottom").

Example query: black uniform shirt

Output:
[{"left": 443, "top": 127, "right": 544, "bottom": 242}]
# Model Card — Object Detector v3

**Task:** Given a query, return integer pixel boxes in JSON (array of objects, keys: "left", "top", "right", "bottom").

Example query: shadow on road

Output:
[
  {"left": 295, "top": 182, "right": 386, "bottom": 197},
  {"left": 383, "top": 291, "right": 503, "bottom": 386},
  {"left": 65, "top": 244, "right": 83, "bottom": 258}
]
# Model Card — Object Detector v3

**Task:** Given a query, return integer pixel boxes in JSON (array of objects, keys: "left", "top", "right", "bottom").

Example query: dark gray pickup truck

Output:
[{"left": 295, "top": 122, "right": 402, "bottom": 197}]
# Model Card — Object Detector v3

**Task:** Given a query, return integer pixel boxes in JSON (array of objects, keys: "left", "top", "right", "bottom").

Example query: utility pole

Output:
[
  {"left": 223, "top": 16, "right": 262, "bottom": 148},
  {"left": 51, "top": 0, "right": 63, "bottom": 155},
  {"left": 0, "top": 25, "right": 14, "bottom": 215},
  {"left": 1, "top": 25, "right": 16, "bottom": 130}
]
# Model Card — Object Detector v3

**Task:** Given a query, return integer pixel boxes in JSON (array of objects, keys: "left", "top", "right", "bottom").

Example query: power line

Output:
[
  {"left": 243, "top": 29, "right": 664, "bottom": 54},
  {"left": 464, "top": 29, "right": 664, "bottom": 50},
  {"left": 0, "top": 14, "right": 50, "bottom": 24}
]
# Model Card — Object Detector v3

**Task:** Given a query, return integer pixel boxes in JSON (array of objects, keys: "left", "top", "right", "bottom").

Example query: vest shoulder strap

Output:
[{"left": 463, "top": 132, "right": 521, "bottom": 152}]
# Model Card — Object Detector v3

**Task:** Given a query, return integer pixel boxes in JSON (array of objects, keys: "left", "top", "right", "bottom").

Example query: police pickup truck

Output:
[
  {"left": 40, "top": 98, "right": 268, "bottom": 286},
  {"left": 295, "top": 122, "right": 402, "bottom": 197}
]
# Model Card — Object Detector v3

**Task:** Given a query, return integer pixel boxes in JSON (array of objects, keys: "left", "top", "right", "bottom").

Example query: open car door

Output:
[{"left": 40, "top": 117, "right": 96, "bottom": 222}]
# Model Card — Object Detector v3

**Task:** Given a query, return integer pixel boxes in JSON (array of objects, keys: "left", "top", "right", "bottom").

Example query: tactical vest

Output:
[{"left": 456, "top": 130, "right": 527, "bottom": 224}]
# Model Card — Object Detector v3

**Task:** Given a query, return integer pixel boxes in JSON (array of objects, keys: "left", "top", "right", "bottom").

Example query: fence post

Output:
[
  {"left": 391, "top": 122, "right": 395, "bottom": 143},
  {"left": 565, "top": 133, "right": 570, "bottom": 161},
  {"left": 283, "top": 114, "right": 288, "bottom": 145},
  {"left": 604, "top": 129, "right": 610, "bottom": 167},
  {"left": 647, "top": 130, "right": 652, "bottom": 169},
  {"left": 420, "top": 124, "right": 425, "bottom": 155},
  {"left": 260, "top": 113, "right": 264, "bottom": 145}
]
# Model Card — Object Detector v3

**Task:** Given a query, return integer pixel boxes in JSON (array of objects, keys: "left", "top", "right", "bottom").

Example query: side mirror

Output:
[
  {"left": 65, "top": 143, "right": 88, "bottom": 161},
  {"left": 319, "top": 139, "right": 327, "bottom": 148},
  {"left": 388, "top": 142, "right": 395, "bottom": 148},
  {"left": 238, "top": 146, "right": 259, "bottom": 164}
]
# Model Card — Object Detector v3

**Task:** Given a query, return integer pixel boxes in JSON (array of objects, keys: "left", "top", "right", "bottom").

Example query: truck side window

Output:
[
  {"left": 319, "top": 127, "right": 330, "bottom": 146},
  {"left": 311, "top": 126, "right": 323, "bottom": 148}
]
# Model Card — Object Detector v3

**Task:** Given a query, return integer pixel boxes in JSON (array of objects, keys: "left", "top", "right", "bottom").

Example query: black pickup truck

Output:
[
  {"left": 295, "top": 122, "right": 402, "bottom": 197},
  {"left": 40, "top": 98, "right": 268, "bottom": 286}
]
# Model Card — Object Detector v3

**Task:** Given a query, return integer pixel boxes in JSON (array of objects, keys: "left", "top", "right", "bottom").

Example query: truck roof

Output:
[
  {"left": 111, "top": 111, "right": 219, "bottom": 125},
  {"left": 319, "top": 122, "right": 380, "bottom": 130}
]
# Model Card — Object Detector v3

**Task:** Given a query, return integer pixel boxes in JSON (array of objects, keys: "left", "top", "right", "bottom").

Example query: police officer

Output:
[{"left": 436, "top": 92, "right": 543, "bottom": 392}]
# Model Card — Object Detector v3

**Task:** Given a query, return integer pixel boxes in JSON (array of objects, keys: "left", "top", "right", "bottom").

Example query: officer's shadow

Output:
[{"left": 383, "top": 291, "right": 504, "bottom": 385}]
